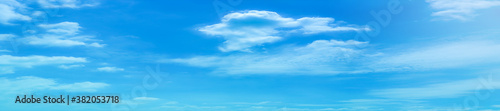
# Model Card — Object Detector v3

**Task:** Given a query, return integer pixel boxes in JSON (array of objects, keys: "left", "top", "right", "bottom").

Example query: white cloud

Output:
[
  {"left": 133, "top": 97, "right": 159, "bottom": 101},
  {"left": 0, "top": 55, "right": 86, "bottom": 67},
  {"left": 0, "top": 34, "right": 15, "bottom": 41},
  {"left": 0, "top": 50, "right": 11, "bottom": 53},
  {"left": 87, "top": 42, "right": 105, "bottom": 47},
  {"left": 169, "top": 39, "right": 368, "bottom": 75},
  {"left": 0, "top": 67, "right": 14, "bottom": 74},
  {"left": 58, "top": 64, "right": 84, "bottom": 69},
  {"left": 426, "top": 0, "right": 500, "bottom": 21},
  {"left": 37, "top": 0, "right": 99, "bottom": 8},
  {"left": 97, "top": 67, "right": 124, "bottom": 72},
  {"left": 0, "top": 34, "right": 13, "bottom": 54},
  {"left": 39, "top": 21, "right": 81, "bottom": 35},
  {"left": 52, "top": 81, "right": 109, "bottom": 92},
  {"left": 22, "top": 22, "right": 105, "bottom": 47},
  {"left": 199, "top": 10, "right": 367, "bottom": 52},
  {"left": 0, "top": 0, "right": 31, "bottom": 25},
  {"left": 371, "top": 75, "right": 500, "bottom": 99},
  {"left": 0, "top": 76, "right": 109, "bottom": 94},
  {"left": 0, "top": 55, "right": 87, "bottom": 74},
  {"left": 368, "top": 36, "right": 500, "bottom": 99},
  {"left": 24, "top": 35, "right": 87, "bottom": 46},
  {"left": 370, "top": 39, "right": 500, "bottom": 72}
]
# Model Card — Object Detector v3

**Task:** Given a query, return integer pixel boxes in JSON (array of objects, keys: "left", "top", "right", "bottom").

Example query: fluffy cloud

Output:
[
  {"left": 36, "top": 0, "right": 99, "bottom": 8},
  {"left": 0, "top": 0, "right": 31, "bottom": 25},
  {"left": 0, "top": 55, "right": 86, "bottom": 74},
  {"left": 199, "top": 10, "right": 367, "bottom": 52},
  {"left": 168, "top": 40, "right": 368, "bottom": 75},
  {"left": 22, "top": 22, "right": 105, "bottom": 47},
  {"left": 0, "top": 76, "right": 109, "bottom": 94},
  {"left": 426, "top": 0, "right": 500, "bottom": 20},
  {"left": 97, "top": 67, "right": 124, "bottom": 72}
]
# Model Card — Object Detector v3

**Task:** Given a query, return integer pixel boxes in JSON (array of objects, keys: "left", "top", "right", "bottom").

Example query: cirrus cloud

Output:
[
  {"left": 167, "top": 39, "right": 369, "bottom": 75},
  {"left": 22, "top": 22, "right": 106, "bottom": 47},
  {"left": 426, "top": 0, "right": 500, "bottom": 21},
  {"left": 0, "top": 76, "right": 109, "bottom": 94},
  {"left": 0, "top": 0, "right": 30, "bottom": 25},
  {"left": 0, "top": 55, "right": 87, "bottom": 74},
  {"left": 97, "top": 67, "right": 124, "bottom": 72},
  {"left": 36, "top": 0, "right": 99, "bottom": 9}
]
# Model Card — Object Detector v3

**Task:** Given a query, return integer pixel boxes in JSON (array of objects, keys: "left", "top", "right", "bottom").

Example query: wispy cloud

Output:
[
  {"left": 199, "top": 10, "right": 368, "bottom": 52},
  {"left": 133, "top": 97, "right": 160, "bottom": 101},
  {"left": 0, "top": 76, "right": 109, "bottom": 94},
  {"left": 0, "top": 55, "right": 87, "bottom": 74},
  {"left": 0, "top": 0, "right": 30, "bottom": 25},
  {"left": 371, "top": 75, "right": 500, "bottom": 99},
  {"left": 0, "top": 55, "right": 87, "bottom": 67},
  {"left": 369, "top": 38, "right": 500, "bottom": 72},
  {"left": 426, "top": 0, "right": 500, "bottom": 21},
  {"left": 0, "top": 34, "right": 15, "bottom": 41},
  {"left": 97, "top": 67, "right": 124, "bottom": 72},
  {"left": 22, "top": 22, "right": 105, "bottom": 47},
  {"left": 36, "top": 0, "right": 99, "bottom": 9},
  {"left": 58, "top": 64, "right": 85, "bottom": 69},
  {"left": 168, "top": 39, "right": 369, "bottom": 75},
  {"left": 38, "top": 21, "right": 82, "bottom": 35}
]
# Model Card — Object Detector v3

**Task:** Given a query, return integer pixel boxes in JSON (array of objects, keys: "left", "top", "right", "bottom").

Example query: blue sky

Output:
[{"left": 1, "top": 0, "right": 500, "bottom": 110}]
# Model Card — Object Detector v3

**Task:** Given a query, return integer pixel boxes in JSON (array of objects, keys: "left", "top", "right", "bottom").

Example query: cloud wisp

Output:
[
  {"left": 0, "top": 0, "right": 30, "bottom": 25},
  {"left": 426, "top": 0, "right": 500, "bottom": 21},
  {"left": 169, "top": 39, "right": 369, "bottom": 75},
  {"left": 22, "top": 22, "right": 106, "bottom": 47},
  {"left": 0, "top": 76, "right": 109, "bottom": 94},
  {"left": 36, "top": 0, "right": 99, "bottom": 9},
  {"left": 97, "top": 67, "right": 124, "bottom": 72},
  {"left": 0, "top": 55, "right": 87, "bottom": 74}
]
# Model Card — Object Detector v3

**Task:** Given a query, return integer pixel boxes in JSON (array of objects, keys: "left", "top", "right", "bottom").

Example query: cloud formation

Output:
[
  {"left": 371, "top": 75, "right": 500, "bottom": 99},
  {"left": 199, "top": 10, "right": 368, "bottom": 52},
  {"left": 133, "top": 97, "right": 160, "bottom": 101},
  {"left": 36, "top": 0, "right": 99, "bottom": 8},
  {"left": 0, "top": 55, "right": 86, "bottom": 74},
  {"left": 370, "top": 38, "right": 500, "bottom": 72},
  {"left": 0, "top": 34, "right": 15, "bottom": 41},
  {"left": 97, "top": 67, "right": 124, "bottom": 72},
  {"left": 169, "top": 39, "right": 368, "bottom": 75},
  {"left": 0, "top": 0, "right": 30, "bottom": 25},
  {"left": 22, "top": 22, "right": 105, "bottom": 47},
  {"left": 0, "top": 76, "right": 109, "bottom": 94},
  {"left": 58, "top": 64, "right": 84, "bottom": 69},
  {"left": 426, "top": 0, "right": 500, "bottom": 20}
]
